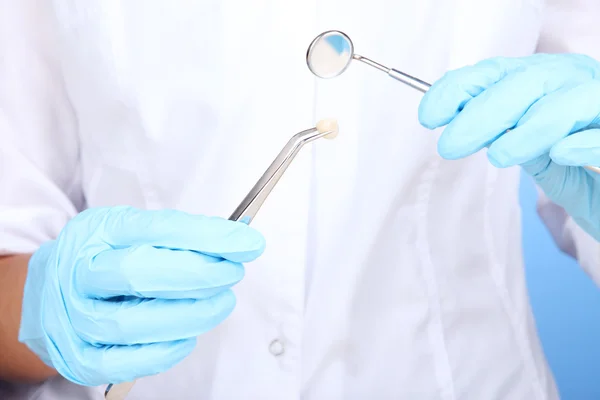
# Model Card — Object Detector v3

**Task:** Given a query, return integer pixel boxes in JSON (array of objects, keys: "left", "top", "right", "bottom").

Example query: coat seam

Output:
[
  {"left": 416, "top": 157, "right": 456, "bottom": 400},
  {"left": 483, "top": 166, "right": 547, "bottom": 399}
]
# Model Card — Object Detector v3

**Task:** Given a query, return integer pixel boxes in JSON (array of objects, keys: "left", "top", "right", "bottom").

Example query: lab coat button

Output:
[{"left": 268, "top": 339, "right": 285, "bottom": 356}]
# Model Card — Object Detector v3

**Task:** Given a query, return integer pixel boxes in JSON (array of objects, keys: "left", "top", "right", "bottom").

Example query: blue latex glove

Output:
[
  {"left": 418, "top": 53, "right": 600, "bottom": 240},
  {"left": 18, "top": 206, "right": 265, "bottom": 386}
]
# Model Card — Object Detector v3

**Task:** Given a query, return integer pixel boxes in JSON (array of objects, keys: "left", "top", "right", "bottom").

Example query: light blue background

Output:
[{"left": 520, "top": 172, "right": 600, "bottom": 399}]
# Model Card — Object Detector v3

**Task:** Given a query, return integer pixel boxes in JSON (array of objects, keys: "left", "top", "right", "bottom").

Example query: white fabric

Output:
[
  {"left": 1, "top": 0, "right": 598, "bottom": 399},
  {"left": 533, "top": 0, "right": 600, "bottom": 285}
]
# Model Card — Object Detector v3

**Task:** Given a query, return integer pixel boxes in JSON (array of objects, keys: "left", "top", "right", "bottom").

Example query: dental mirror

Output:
[
  {"left": 306, "top": 30, "right": 431, "bottom": 92},
  {"left": 306, "top": 30, "right": 600, "bottom": 174},
  {"left": 306, "top": 30, "right": 354, "bottom": 79}
]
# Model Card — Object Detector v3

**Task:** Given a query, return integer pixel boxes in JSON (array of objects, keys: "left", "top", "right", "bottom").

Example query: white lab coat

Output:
[{"left": 1, "top": 0, "right": 600, "bottom": 399}]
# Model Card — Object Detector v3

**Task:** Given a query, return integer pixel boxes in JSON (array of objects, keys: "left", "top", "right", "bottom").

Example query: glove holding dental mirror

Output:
[{"left": 307, "top": 30, "right": 600, "bottom": 241}]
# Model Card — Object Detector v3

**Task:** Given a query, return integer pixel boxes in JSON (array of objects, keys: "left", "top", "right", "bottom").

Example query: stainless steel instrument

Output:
[
  {"left": 228, "top": 119, "right": 339, "bottom": 223},
  {"left": 306, "top": 30, "right": 430, "bottom": 92},
  {"left": 104, "top": 119, "right": 338, "bottom": 400}
]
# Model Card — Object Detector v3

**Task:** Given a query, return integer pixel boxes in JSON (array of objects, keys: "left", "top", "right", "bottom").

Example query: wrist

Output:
[{"left": 18, "top": 241, "right": 56, "bottom": 368}]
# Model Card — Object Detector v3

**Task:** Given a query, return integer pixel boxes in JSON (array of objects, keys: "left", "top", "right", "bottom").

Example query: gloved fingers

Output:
[
  {"left": 97, "top": 206, "right": 266, "bottom": 262},
  {"left": 418, "top": 54, "right": 595, "bottom": 132},
  {"left": 550, "top": 128, "right": 600, "bottom": 167},
  {"left": 71, "top": 290, "right": 236, "bottom": 346},
  {"left": 486, "top": 82, "right": 600, "bottom": 167},
  {"left": 433, "top": 64, "right": 592, "bottom": 160},
  {"left": 76, "top": 337, "right": 197, "bottom": 385},
  {"left": 80, "top": 245, "right": 244, "bottom": 299},
  {"left": 418, "top": 56, "right": 526, "bottom": 129}
]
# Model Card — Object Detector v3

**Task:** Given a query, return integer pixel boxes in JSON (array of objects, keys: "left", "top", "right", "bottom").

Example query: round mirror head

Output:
[{"left": 306, "top": 30, "right": 354, "bottom": 79}]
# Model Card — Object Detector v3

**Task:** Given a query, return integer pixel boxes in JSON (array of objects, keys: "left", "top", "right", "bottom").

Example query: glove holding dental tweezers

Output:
[
  {"left": 18, "top": 206, "right": 266, "bottom": 386},
  {"left": 418, "top": 53, "right": 600, "bottom": 241}
]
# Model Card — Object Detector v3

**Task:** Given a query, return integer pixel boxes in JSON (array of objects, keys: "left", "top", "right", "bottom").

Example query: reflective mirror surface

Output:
[{"left": 306, "top": 30, "right": 354, "bottom": 79}]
